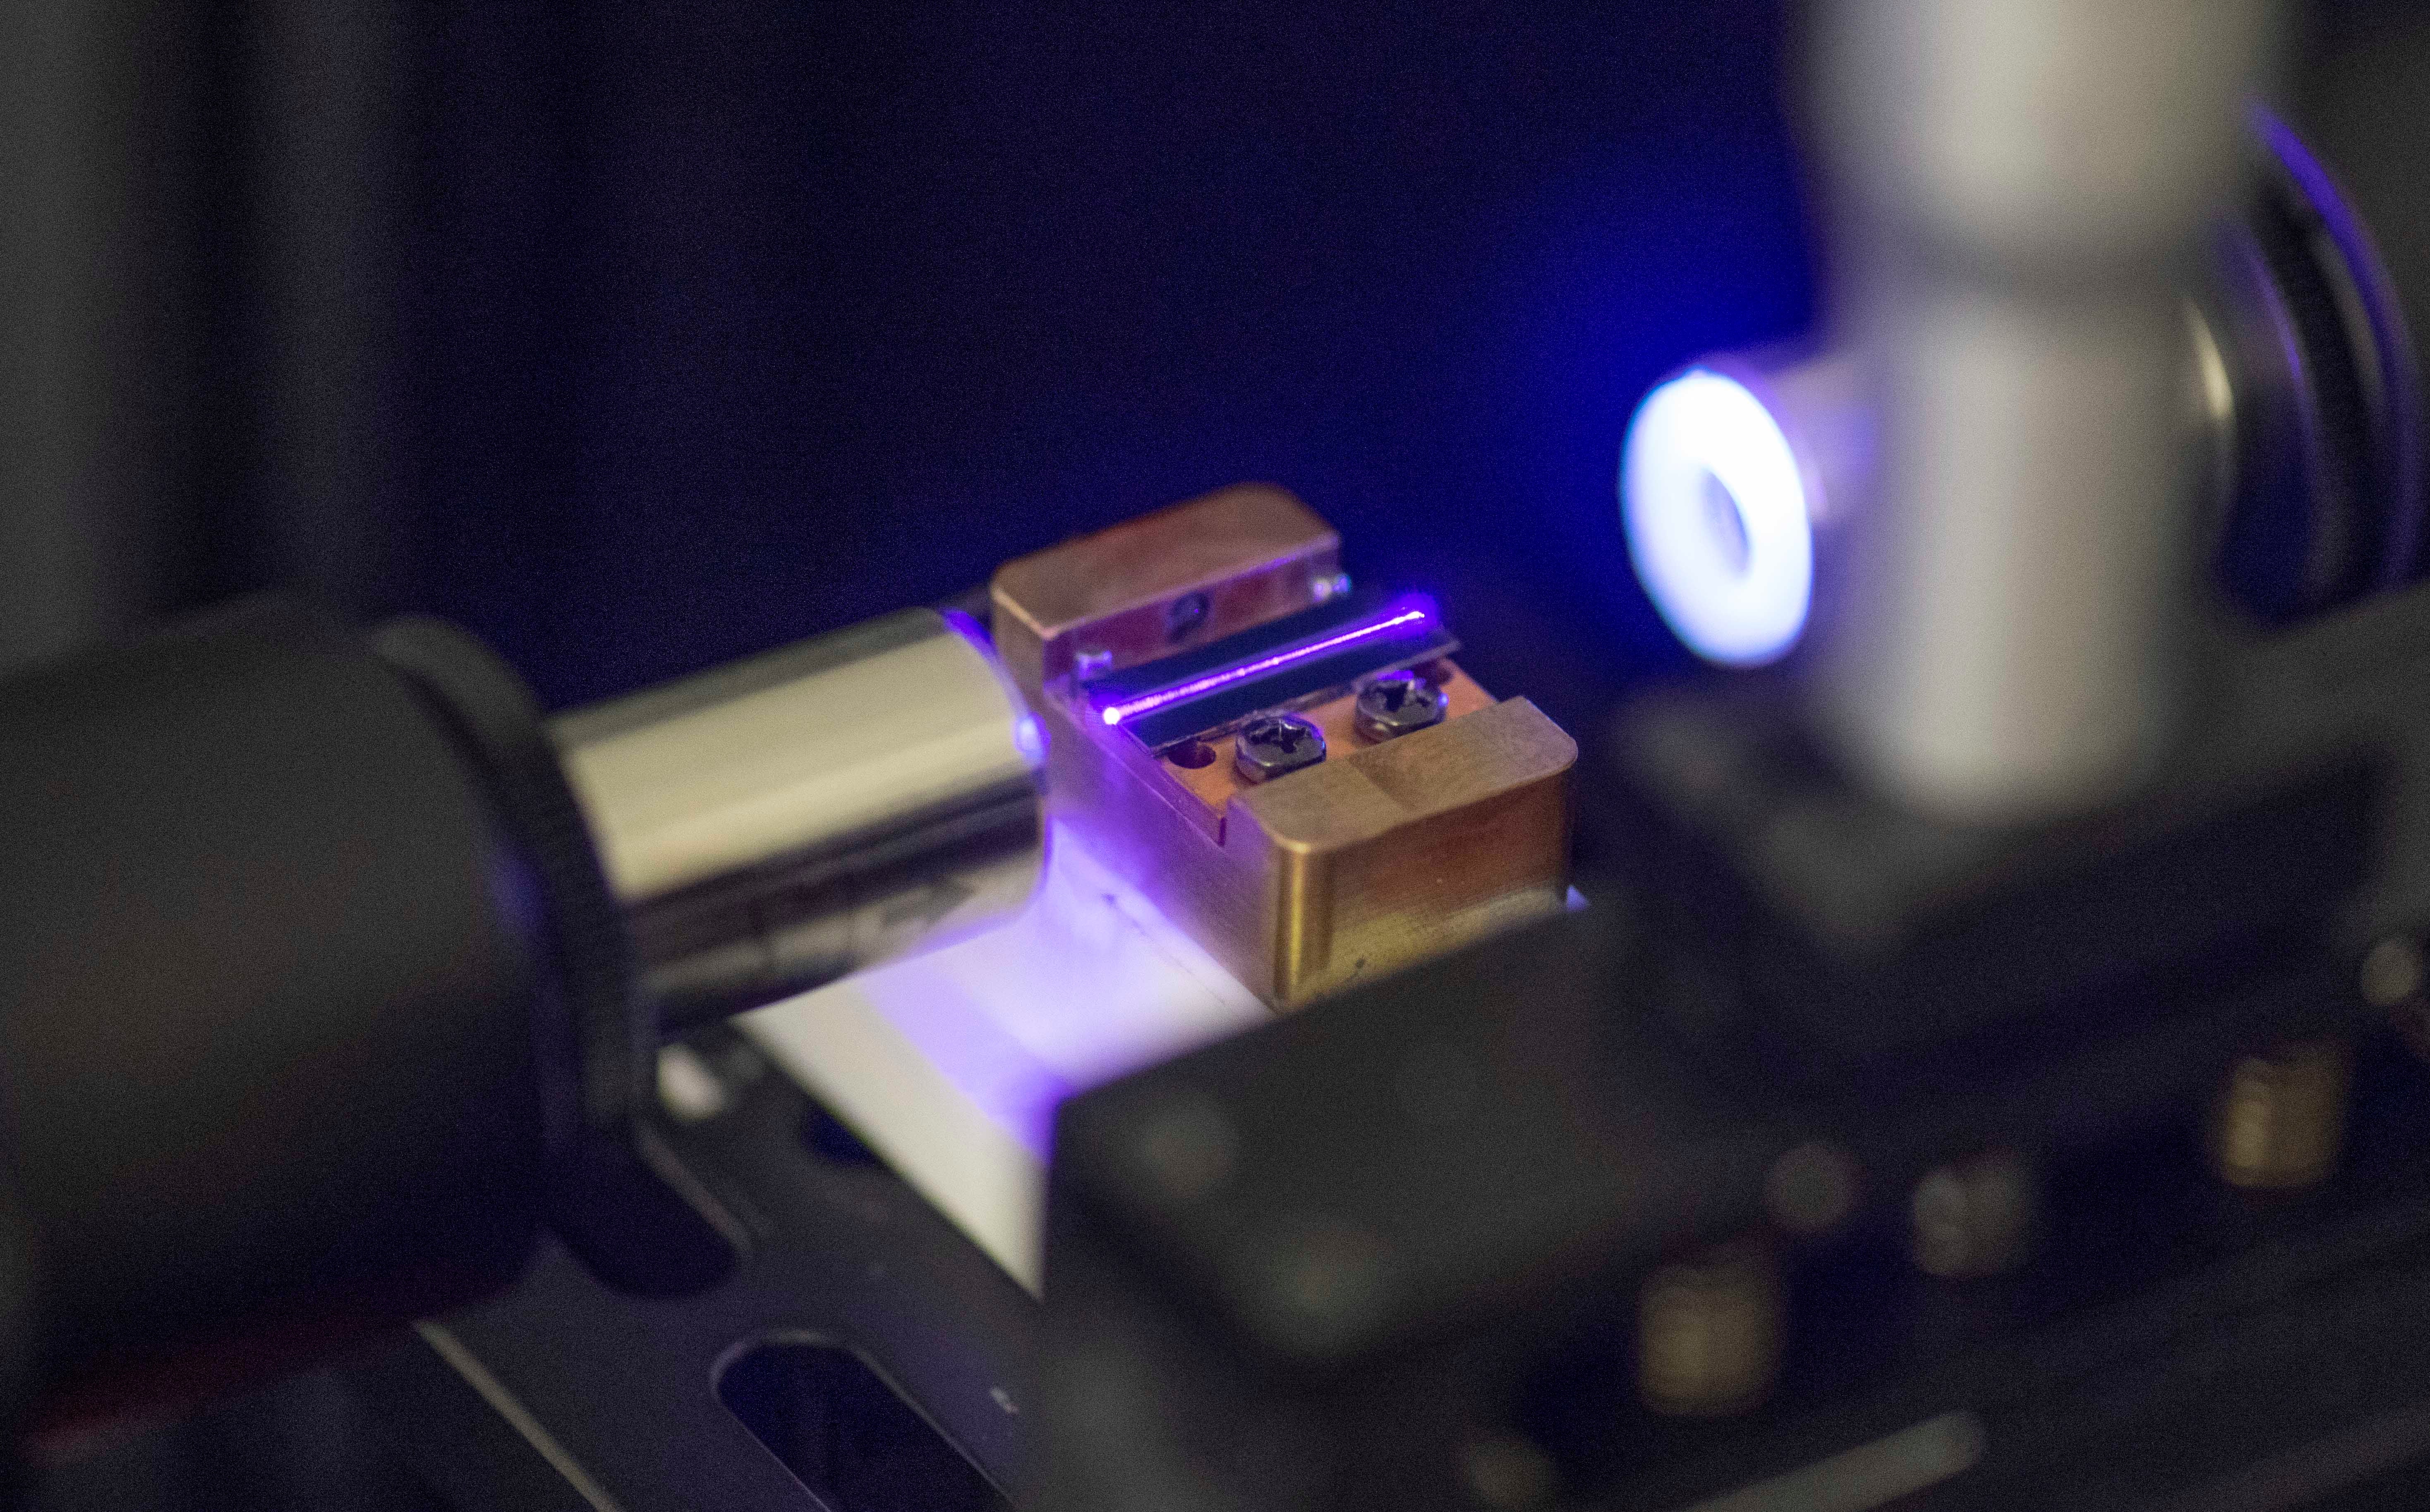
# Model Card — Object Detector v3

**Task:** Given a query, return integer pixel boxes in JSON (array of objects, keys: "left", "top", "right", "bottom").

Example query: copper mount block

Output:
[{"left": 990, "top": 483, "right": 1575, "bottom": 1009}]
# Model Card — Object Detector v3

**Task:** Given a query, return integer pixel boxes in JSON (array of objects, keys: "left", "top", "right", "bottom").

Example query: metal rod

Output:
[
  {"left": 553, "top": 609, "right": 1047, "bottom": 1030},
  {"left": 1811, "top": 0, "right": 2279, "bottom": 817}
]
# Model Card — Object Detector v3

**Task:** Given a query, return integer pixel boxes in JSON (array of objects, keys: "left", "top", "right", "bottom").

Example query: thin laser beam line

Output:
[{"left": 1097, "top": 606, "right": 1432, "bottom": 727}]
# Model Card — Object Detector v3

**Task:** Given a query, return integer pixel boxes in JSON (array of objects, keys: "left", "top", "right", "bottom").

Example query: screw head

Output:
[
  {"left": 2213, "top": 1038, "right": 2352, "bottom": 1190},
  {"left": 2362, "top": 937, "right": 2425, "bottom": 1009},
  {"left": 1462, "top": 1436, "right": 1557, "bottom": 1509},
  {"left": 1764, "top": 1140, "right": 1861, "bottom": 1236},
  {"left": 1353, "top": 670, "right": 1449, "bottom": 743},
  {"left": 1234, "top": 712, "right": 1326, "bottom": 782},
  {"left": 1637, "top": 1241, "right": 1782, "bottom": 1417},
  {"left": 1910, "top": 1149, "right": 2037, "bottom": 1277}
]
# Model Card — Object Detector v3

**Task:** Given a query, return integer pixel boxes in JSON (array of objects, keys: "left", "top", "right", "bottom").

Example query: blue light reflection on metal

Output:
[
  {"left": 1620, "top": 367, "right": 1814, "bottom": 667},
  {"left": 1014, "top": 713, "right": 1047, "bottom": 763}
]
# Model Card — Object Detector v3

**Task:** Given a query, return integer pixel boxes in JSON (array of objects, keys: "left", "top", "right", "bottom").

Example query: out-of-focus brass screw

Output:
[
  {"left": 2212, "top": 1038, "right": 2352, "bottom": 1190},
  {"left": 1637, "top": 1241, "right": 1782, "bottom": 1418},
  {"left": 1764, "top": 1140, "right": 1861, "bottom": 1237},
  {"left": 2362, "top": 938, "right": 2430, "bottom": 1065},
  {"left": 1911, "top": 1148, "right": 2037, "bottom": 1277},
  {"left": 1461, "top": 1435, "right": 1557, "bottom": 1509},
  {"left": 2361, "top": 937, "right": 2425, "bottom": 1009}
]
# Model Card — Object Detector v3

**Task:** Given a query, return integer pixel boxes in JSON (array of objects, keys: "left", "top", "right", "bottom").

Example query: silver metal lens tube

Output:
[
  {"left": 552, "top": 609, "right": 1047, "bottom": 1030},
  {"left": 1812, "top": 0, "right": 2279, "bottom": 820}
]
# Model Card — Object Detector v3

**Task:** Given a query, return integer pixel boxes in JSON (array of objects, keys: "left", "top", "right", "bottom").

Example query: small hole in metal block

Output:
[{"left": 1165, "top": 591, "right": 1211, "bottom": 643}]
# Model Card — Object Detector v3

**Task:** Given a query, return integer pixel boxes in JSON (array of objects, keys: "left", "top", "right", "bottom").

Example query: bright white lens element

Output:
[{"left": 1621, "top": 368, "right": 1814, "bottom": 667}]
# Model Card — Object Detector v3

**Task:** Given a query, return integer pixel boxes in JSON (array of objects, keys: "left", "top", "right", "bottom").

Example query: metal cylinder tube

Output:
[
  {"left": 1828, "top": 287, "right": 2198, "bottom": 815},
  {"left": 554, "top": 609, "right": 1048, "bottom": 1030},
  {"left": 1627, "top": 110, "right": 2424, "bottom": 672},
  {"left": 1625, "top": 322, "right": 2233, "bottom": 673},
  {"left": 0, "top": 597, "right": 552, "bottom": 1429},
  {"left": 1811, "top": 0, "right": 2278, "bottom": 819}
]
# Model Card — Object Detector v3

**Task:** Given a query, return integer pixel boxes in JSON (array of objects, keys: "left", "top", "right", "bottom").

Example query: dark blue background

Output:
[{"left": 403, "top": 0, "right": 1816, "bottom": 730}]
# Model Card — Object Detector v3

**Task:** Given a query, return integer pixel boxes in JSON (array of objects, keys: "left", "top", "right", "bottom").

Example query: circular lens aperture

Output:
[{"left": 1621, "top": 368, "right": 1815, "bottom": 667}]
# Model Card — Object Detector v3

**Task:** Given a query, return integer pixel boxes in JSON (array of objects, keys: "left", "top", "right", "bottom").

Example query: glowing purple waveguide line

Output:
[{"left": 1094, "top": 595, "right": 1439, "bottom": 728}]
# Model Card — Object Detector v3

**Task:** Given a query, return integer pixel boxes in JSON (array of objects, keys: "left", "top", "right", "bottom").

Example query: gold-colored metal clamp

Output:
[{"left": 992, "top": 483, "right": 1574, "bottom": 1010}]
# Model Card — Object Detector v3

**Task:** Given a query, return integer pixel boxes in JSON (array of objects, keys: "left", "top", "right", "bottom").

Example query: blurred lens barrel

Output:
[
  {"left": 2297, "top": 11, "right": 2430, "bottom": 585},
  {"left": 1624, "top": 104, "right": 2423, "bottom": 671},
  {"left": 0, "top": 598, "right": 554, "bottom": 1426},
  {"left": 2222, "top": 109, "right": 2428, "bottom": 617},
  {"left": 0, "top": 597, "right": 1045, "bottom": 1433},
  {"left": 1812, "top": 0, "right": 2278, "bottom": 819},
  {"left": 554, "top": 609, "right": 1047, "bottom": 1030}
]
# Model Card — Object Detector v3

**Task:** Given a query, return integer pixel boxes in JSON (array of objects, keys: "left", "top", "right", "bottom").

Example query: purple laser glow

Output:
[{"left": 1094, "top": 599, "right": 1437, "bottom": 728}]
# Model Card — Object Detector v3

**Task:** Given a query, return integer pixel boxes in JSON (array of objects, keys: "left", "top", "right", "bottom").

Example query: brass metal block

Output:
[
  {"left": 990, "top": 483, "right": 1340, "bottom": 689},
  {"left": 990, "top": 485, "right": 1575, "bottom": 1011},
  {"left": 1225, "top": 696, "right": 1573, "bottom": 1004}
]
